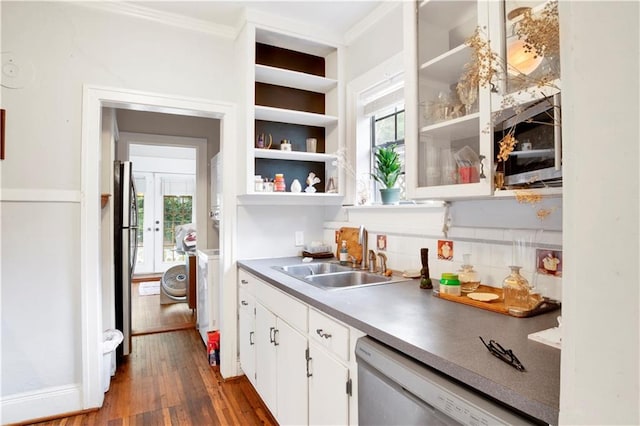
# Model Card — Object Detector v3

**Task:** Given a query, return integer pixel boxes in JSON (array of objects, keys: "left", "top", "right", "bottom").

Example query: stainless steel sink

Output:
[
  {"left": 275, "top": 262, "right": 352, "bottom": 277},
  {"left": 274, "top": 262, "right": 409, "bottom": 291}
]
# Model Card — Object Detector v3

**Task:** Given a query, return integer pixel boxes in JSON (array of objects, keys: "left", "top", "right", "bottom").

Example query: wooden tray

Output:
[{"left": 435, "top": 285, "right": 561, "bottom": 318}]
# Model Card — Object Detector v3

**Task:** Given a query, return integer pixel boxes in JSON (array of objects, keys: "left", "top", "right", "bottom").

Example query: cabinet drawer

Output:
[
  {"left": 238, "top": 269, "right": 255, "bottom": 294},
  {"left": 309, "top": 308, "right": 349, "bottom": 362},
  {"left": 238, "top": 287, "right": 255, "bottom": 314},
  {"left": 255, "top": 279, "right": 307, "bottom": 333}
]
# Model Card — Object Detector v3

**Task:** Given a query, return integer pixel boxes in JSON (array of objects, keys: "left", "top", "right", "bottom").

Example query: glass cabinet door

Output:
[{"left": 405, "top": 0, "right": 493, "bottom": 200}]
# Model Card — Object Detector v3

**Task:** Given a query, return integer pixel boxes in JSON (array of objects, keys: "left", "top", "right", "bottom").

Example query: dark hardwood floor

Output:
[{"left": 28, "top": 329, "right": 277, "bottom": 426}]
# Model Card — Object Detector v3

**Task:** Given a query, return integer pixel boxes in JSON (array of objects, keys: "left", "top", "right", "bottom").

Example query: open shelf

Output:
[
  {"left": 419, "top": 44, "right": 471, "bottom": 85},
  {"left": 254, "top": 149, "right": 337, "bottom": 162},
  {"left": 255, "top": 105, "right": 338, "bottom": 127},
  {"left": 255, "top": 64, "right": 337, "bottom": 94}
]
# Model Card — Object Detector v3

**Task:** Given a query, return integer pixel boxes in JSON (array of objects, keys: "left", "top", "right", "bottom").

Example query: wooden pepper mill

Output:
[{"left": 420, "top": 248, "right": 433, "bottom": 289}]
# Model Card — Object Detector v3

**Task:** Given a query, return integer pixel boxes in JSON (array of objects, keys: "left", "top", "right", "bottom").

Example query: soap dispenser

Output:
[
  {"left": 458, "top": 254, "right": 480, "bottom": 293},
  {"left": 339, "top": 240, "right": 348, "bottom": 266}
]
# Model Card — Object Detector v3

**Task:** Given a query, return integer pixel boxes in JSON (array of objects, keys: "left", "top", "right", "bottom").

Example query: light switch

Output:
[{"left": 295, "top": 231, "right": 304, "bottom": 247}]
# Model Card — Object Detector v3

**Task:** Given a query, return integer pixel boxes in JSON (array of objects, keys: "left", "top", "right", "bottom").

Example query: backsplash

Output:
[{"left": 323, "top": 221, "right": 562, "bottom": 301}]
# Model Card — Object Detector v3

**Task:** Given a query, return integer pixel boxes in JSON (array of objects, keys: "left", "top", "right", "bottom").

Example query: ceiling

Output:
[{"left": 128, "top": 1, "right": 385, "bottom": 38}]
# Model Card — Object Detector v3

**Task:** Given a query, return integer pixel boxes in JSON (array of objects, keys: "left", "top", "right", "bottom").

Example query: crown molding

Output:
[
  {"left": 77, "top": 2, "right": 237, "bottom": 39},
  {"left": 244, "top": 8, "right": 343, "bottom": 48},
  {"left": 344, "top": 1, "right": 402, "bottom": 45}
]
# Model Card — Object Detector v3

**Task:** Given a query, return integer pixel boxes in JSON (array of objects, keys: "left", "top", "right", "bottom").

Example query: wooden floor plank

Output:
[{"left": 26, "top": 329, "right": 276, "bottom": 426}]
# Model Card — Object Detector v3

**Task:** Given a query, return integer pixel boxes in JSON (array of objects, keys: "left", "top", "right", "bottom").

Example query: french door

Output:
[{"left": 135, "top": 172, "right": 195, "bottom": 274}]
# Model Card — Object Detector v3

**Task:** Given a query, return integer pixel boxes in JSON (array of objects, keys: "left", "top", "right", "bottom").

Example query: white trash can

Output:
[{"left": 102, "top": 329, "right": 124, "bottom": 392}]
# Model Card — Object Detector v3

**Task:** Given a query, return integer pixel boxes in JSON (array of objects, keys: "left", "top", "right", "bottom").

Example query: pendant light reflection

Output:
[
  {"left": 506, "top": 6, "right": 543, "bottom": 76},
  {"left": 507, "top": 38, "right": 543, "bottom": 76}
]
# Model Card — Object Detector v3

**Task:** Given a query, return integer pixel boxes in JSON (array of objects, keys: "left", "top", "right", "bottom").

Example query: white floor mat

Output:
[{"left": 138, "top": 281, "right": 160, "bottom": 296}]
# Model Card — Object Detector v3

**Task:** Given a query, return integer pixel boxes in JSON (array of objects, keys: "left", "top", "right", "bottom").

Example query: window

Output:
[{"left": 371, "top": 105, "right": 405, "bottom": 202}]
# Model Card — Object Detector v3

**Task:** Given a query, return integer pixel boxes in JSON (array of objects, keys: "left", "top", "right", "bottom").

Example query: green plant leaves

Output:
[{"left": 372, "top": 145, "right": 401, "bottom": 189}]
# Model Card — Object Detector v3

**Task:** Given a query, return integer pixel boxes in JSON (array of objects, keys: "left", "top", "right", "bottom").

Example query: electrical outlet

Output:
[{"left": 295, "top": 231, "right": 304, "bottom": 247}]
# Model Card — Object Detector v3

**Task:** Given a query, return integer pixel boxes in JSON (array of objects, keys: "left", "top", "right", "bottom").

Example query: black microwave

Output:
[{"left": 494, "top": 94, "right": 562, "bottom": 188}]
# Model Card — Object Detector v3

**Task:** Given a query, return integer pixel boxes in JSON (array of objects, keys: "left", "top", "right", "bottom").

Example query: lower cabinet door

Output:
[
  {"left": 275, "top": 319, "right": 309, "bottom": 426},
  {"left": 238, "top": 291, "right": 256, "bottom": 386},
  {"left": 308, "top": 341, "right": 350, "bottom": 425},
  {"left": 255, "top": 303, "right": 278, "bottom": 416}
]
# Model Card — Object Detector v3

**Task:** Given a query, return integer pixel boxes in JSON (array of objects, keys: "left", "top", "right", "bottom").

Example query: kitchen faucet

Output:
[
  {"left": 368, "top": 250, "right": 377, "bottom": 273},
  {"left": 358, "top": 225, "right": 368, "bottom": 270},
  {"left": 377, "top": 252, "right": 387, "bottom": 275}
]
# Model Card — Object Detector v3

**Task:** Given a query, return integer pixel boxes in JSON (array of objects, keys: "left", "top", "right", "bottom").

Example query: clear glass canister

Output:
[
  {"left": 459, "top": 254, "right": 480, "bottom": 293},
  {"left": 502, "top": 266, "right": 531, "bottom": 310}
]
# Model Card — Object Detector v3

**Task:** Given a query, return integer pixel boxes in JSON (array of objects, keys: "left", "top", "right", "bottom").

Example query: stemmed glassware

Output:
[{"left": 456, "top": 81, "right": 477, "bottom": 116}]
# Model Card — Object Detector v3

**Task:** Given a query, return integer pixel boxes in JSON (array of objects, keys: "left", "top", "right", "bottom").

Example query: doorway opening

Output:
[
  {"left": 116, "top": 128, "right": 212, "bottom": 337},
  {"left": 82, "top": 86, "right": 238, "bottom": 409}
]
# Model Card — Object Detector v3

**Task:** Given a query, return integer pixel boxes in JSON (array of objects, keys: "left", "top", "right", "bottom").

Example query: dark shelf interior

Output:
[
  {"left": 255, "top": 83, "right": 325, "bottom": 115},
  {"left": 256, "top": 43, "right": 325, "bottom": 77},
  {"left": 255, "top": 120, "right": 325, "bottom": 153},
  {"left": 255, "top": 159, "right": 326, "bottom": 193}
]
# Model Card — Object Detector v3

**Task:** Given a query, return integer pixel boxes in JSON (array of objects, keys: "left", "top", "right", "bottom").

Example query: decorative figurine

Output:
[
  {"left": 305, "top": 172, "right": 321, "bottom": 193},
  {"left": 256, "top": 133, "right": 272, "bottom": 149}
]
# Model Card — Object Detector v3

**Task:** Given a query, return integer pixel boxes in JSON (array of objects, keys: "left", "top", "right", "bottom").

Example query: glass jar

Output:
[
  {"left": 458, "top": 254, "right": 480, "bottom": 293},
  {"left": 439, "top": 273, "right": 461, "bottom": 296},
  {"left": 502, "top": 266, "right": 531, "bottom": 310},
  {"left": 274, "top": 174, "right": 286, "bottom": 192},
  {"left": 254, "top": 175, "right": 264, "bottom": 192}
]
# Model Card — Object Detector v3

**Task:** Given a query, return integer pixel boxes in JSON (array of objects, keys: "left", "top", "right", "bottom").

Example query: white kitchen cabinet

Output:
[
  {"left": 308, "top": 338, "right": 350, "bottom": 425},
  {"left": 237, "top": 268, "right": 362, "bottom": 425},
  {"left": 404, "top": 0, "right": 494, "bottom": 200},
  {"left": 404, "top": 0, "right": 563, "bottom": 200},
  {"left": 255, "top": 301, "right": 308, "bottom": 424},
  {"left": 235, "top": 23, "right": 345, "bottom": 205},
  {"left": 238, "top": 287, "right": 256, "bottom": 387}
]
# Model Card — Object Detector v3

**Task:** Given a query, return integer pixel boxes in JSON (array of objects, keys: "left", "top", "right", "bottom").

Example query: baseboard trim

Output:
[{"left": 1, "top": 384, "right": 86, "bottom": 425}]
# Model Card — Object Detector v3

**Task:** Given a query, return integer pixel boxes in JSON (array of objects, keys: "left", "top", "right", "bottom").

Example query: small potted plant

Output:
[{"left": 372, "top": 144, "right": 402, "bottom": 205}]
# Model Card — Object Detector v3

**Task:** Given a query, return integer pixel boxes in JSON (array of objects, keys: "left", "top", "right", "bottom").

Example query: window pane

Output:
[
  {"left": 397, "top": 110, "right": 405, "bottom": 140},
  {"left": 163, "top": 195, "right": 192, "bottom": 262},
  {"left": 375, "top": 115, "right": 397, "bottom": 146}
]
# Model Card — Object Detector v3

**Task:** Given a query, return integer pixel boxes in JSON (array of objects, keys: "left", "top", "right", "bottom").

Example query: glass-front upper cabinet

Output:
[
  {"left": 489, "top": 0, "right": 562, "bottom": 192},
  {"left": 404, "top": 0, "right": 494, "bottom": 200}
]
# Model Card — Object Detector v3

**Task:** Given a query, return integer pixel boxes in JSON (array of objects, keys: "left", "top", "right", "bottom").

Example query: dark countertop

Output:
[{"left": 238, "top": 257, "right": 560, "bottom": 425}]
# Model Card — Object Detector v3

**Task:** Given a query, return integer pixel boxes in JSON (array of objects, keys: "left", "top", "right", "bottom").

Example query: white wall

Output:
[
  {"left": 559, "top": 2, "right": 639, "bottom": 424},
  {"left": 345, "top": 3, "right": 403, "bottom": 82},
  {"left": 1, "top": 2, "right": 234, "bottom": 422},
  {"left": 236, "top": 205, "right": 328, "bottom": 259}
]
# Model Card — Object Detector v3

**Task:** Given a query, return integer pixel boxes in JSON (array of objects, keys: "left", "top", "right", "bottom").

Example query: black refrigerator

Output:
[{"left": 114, "top": 161, "right": 138, "bottom": 357}]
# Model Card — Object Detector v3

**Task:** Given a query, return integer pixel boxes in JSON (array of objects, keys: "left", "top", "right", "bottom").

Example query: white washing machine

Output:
[{"left": 197, "top": 249, "right": 220, "bottom": 344}]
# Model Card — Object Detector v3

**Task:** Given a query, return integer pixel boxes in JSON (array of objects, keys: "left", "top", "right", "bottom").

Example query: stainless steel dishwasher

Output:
[{"left": 356, "top": 336, "right": 536, "bottom": 425}]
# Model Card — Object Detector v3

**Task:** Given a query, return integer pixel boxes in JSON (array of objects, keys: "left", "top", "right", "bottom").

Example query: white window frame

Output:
[{"left": 345, "top": 52, "right": 404, "bottom": 206}]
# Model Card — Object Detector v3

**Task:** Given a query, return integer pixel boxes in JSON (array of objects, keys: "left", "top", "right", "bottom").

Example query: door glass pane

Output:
[
  {"left": 163, "top": 195, "right": 193, "bottom": 263},
  {"left": 134, "top": 176, "right": 146, "bottom": 266}
]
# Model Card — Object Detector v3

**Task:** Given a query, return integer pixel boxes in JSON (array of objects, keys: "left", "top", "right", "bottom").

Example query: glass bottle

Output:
[
  {"left": 339, "top": 240, "right": 348, "bottom": 266},
  {"left": 502, "top": 266, "right": 531, "bottom": 310},
  {"left": 458, "top": 254, "right": 480, "bottom": 293},
  {"left": 419, "top": 248, "right": 432, "bottom": 289}
]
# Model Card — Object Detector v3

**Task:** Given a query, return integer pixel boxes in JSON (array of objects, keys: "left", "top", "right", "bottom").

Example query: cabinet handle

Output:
[
  {"left": 273, "top": 329, "right": 280, "bottom": 346},
  {"left": 241, "top": 279, "right": 248, "bottom": 285},
  {"left": 241, "top": 300, "right": 248, "bottom": 306},
  {"left": 305, "top": 348, "right": 313, "bottom": 377},
  {"left": 316, "top": 328, "right": 332, "bottom": 339},
  {"left": 249, "top": 331, "right": 254, "bottom": 345},
  {"left": 479, "top": 154, "right": 487, "bottom": 179},
  {"left": 269, "top": 327, "right": 276, "bottom": 344}
]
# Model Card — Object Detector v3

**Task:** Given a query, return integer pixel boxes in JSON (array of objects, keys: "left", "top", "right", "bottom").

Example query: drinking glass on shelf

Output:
[{"left": 456, "top": 82, "right": 477, "bottom": 116}]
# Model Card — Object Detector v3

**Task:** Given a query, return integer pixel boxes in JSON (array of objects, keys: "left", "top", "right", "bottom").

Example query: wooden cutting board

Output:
[
  {"left": 335, "top": 227, "right": 363, "bottom": 265},
  {"left": 436, "top": 285, "right": 561, "bottom": 318}
]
